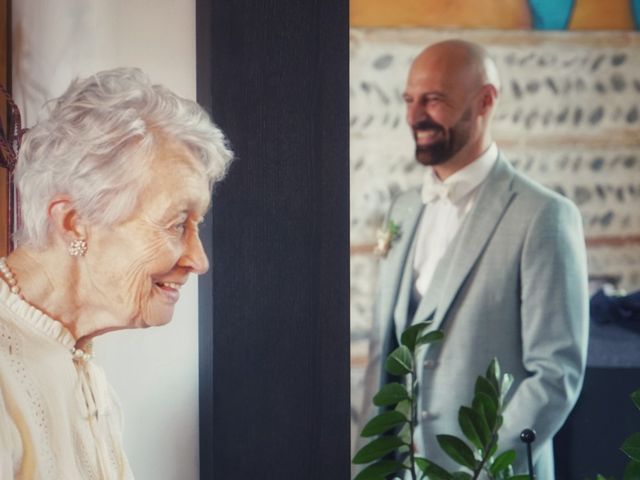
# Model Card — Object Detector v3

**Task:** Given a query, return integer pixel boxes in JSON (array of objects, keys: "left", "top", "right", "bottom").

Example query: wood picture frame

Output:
[{"left": 0, "top": 0, "right": 11, "bottom": 256}]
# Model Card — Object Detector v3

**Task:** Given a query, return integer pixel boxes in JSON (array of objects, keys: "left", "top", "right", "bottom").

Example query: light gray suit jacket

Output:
[{"left": 363, "top": 155, "right": 589, "bottom": 478}]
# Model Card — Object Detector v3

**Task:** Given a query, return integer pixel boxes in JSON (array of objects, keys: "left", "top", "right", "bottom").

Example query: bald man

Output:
[{"left": 362, "top": 40, "right": 588, "bottom": 478}]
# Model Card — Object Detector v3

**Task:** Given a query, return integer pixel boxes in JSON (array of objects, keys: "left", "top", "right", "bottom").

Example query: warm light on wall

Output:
[
  {"left": 570, "top": 0, "right": 636, "bottom": 30},
  {"left": 350, "top": 0, "right": 533, "bottom": 28},
  {"left": 350, "top": 0, "right": 640, "bottom": 30}
]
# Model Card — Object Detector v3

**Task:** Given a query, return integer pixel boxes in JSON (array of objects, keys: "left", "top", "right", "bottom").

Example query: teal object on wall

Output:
[
  {"left": 633, "top": 0, "right": 640, "bottom": 29},
  {"left": 528, "top": 0, "right": 574, "bottom": 29}
]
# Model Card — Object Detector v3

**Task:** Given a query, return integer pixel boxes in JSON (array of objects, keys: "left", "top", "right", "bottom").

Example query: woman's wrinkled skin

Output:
[{"left": 8, "top": 138, "right": 211, "bottom": 347}]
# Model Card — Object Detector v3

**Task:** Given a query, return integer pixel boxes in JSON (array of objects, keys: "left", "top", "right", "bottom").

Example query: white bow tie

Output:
[{"left": 421, "top": 181, "right": 453, "bottom": 204}]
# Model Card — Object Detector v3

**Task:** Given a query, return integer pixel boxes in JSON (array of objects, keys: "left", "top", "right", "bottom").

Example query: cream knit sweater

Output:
[{"left": 0, "top": 280, "right": 134, "bottom": 479}]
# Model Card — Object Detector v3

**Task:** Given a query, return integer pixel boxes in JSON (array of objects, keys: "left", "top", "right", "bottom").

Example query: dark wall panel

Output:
[
  {"left": 555, "top": 367, "right": 640, "bottom": 479},
  {"left": 197, "top": 1, "right": 349, "bottom": 478}
]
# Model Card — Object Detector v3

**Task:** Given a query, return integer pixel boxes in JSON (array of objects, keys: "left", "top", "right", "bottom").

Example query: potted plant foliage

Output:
[
  {"left": 354, "top": 317, "right": 640, "bottom": 480},
  {"left": 353, "top": 320, "right": 528, "bottom": 480}
]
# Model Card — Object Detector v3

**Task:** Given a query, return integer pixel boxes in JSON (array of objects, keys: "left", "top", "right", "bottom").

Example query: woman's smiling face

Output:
[{"left": 83, "top": 138, "right": 211, "bottom": 330}]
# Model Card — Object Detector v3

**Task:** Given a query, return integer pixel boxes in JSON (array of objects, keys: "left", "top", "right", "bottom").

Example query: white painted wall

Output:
[{"left": 12, "top": 1, "right": 200, "bottom": 478}]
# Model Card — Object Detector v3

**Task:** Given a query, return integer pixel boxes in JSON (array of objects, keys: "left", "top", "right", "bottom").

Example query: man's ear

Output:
[
  {"left": 478, "top": 84, "right": 498, "bottom": 115},
  {"left": 48, "top": 196, "right": 88, "bottom": 242}
]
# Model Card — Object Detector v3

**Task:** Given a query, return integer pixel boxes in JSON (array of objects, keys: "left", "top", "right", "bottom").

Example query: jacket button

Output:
[
  {"left": 423, "top": 359, "right": 437, "bottom": 368},
  {"left": 421, "top": 410, "right": 439, "bottom": 420}
]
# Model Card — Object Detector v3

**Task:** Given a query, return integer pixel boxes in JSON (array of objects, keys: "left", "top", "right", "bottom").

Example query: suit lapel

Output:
[
  {"left": 377, "top": 190, "right": 423, "bottom": 344},
  {"left": 413, "top": 156, "right": 517, "bottom": 331},
  {"left": 393, "top": 237, "right": 419, "bottom": 340}
]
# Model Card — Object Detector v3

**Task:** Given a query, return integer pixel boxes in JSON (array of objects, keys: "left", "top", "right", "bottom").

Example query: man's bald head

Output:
[
  {"left": 403, "top": 39, "right": 500, "bottom": 177},
  {"left": 410, "top": 40, "right": 501, "bottom": 94}
]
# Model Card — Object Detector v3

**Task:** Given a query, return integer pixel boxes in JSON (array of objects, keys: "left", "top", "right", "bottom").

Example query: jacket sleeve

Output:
[{"left": 499, "top": 195, "right": 589, "bottom": 473}]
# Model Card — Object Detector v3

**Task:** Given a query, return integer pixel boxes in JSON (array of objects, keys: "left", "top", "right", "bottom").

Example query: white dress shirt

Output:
[{"left": 412, "top": 143, "right": 499, "bottom": 300}]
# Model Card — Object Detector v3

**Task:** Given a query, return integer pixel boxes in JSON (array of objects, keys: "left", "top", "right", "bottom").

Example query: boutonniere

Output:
[{"left": 374, "top": 220, "right": 401, "bottom": 258}]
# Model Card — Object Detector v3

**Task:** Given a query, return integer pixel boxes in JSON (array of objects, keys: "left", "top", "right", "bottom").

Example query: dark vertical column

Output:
[{"left": 197, "top": 1, "right": 349, "bottom": 478}]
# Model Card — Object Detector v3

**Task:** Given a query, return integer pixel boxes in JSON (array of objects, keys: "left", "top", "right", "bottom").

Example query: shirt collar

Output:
[{"left": 421, "top": 142, "right": 498, "bottom": 204}]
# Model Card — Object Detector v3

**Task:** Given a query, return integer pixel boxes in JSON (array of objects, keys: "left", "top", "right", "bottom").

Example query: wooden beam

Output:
[{"left": 0, "top": 0, "right": 10, "bottom": 255}]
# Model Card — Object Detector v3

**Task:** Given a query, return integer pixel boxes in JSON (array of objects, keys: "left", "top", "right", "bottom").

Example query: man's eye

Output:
[{"left": 173, "top": 223, "right": 186, "bottom": 234}]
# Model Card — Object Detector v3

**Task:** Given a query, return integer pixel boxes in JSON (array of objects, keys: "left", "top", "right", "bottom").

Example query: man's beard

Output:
[{"left": 413, "top": 109, "right": 472, "bottom": 167}]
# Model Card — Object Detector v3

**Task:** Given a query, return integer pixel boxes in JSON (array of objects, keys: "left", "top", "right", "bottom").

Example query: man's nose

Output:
[{"left": 406, "top": 102, "right": 425, "bottom": 125}]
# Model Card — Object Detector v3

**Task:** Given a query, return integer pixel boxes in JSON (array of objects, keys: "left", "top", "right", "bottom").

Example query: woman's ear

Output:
[{"left": 48, "top": 195, "right": 88, "bottom": 242}]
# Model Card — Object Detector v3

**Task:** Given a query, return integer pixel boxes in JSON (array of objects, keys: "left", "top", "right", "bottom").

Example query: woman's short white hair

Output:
[{"left": 14, "top": 67, "right": 233, "bottom": 248}]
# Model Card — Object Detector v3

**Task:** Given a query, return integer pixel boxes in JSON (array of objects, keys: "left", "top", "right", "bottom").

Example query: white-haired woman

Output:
[{"left": 0, "top": 68, "right": 232, "bottom": 479}]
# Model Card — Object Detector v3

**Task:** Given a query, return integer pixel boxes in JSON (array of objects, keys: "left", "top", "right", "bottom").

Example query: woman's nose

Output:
[{"left": 181, "top": 232, "right": 209, "bottom": 274}]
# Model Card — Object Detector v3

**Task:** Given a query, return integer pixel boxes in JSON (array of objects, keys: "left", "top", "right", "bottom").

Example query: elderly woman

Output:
[{"left": 0, "top": 68, "right": 232, "bottom": 478}]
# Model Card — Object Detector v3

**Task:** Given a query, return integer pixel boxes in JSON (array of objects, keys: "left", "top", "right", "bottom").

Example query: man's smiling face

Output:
[{"left": 403, "top": 47, "right": 480, "bottom": 168}]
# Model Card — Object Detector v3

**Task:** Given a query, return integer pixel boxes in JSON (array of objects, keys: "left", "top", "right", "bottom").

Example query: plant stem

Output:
[
  {"left": 472, "top": 432, "right": 499, "bottom": 480},
  {"left": 410, "top": 364, "right": 417, "bottom": 480}
]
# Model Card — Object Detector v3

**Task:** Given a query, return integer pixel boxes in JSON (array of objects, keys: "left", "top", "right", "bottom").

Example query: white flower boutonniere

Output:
[{"left": 374, "top": 220, "right": 401, "bottom": 258}]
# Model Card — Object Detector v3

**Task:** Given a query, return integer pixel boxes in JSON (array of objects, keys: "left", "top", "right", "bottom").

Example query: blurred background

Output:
[{"left": 349, "top": 2, "right": 640, "bottom": 478}]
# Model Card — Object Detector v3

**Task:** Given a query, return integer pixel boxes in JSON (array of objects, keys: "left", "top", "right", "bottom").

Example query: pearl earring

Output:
[{"left": 68, "top": 238, "right": 88, "bottom": 257}]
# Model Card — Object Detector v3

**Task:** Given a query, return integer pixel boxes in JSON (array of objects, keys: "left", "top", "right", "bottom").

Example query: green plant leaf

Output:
[
  {"left": 452, "top": 473, "right": 472, "bottom": 480},
  {"left": 473, "top": 391, "right": 498, "bottom": 431},
  {"left": 388, "top": 220, "right": 401, "bottom": 238},
  {"left": 401, "top": 322, "right": 430, "bottom": 352},
  {"left": 621, "top": 432, "right": 640, "bottom": 462},
  {"left": 631, "top": 389, "right": 640, "bottom": 411},
  {"left": 475, "top": 406, "right": 493, "bottom": 446},
  {"left": 486, "top": 358, "right": 501, "bottom": 393},
  {"left": 398, "top": 423, "right": 412, "bottom": 445},
  {"left": 500, "top": 374, "right": 514, "bottom": 402},
  {"left": 495, "top": 414, "right": 504, "bottom": 431},
  {"left": 624, "top": 460, "right": 640, "bottom": 480},
  {"left": 415, "top": 457, "right": 429, "bottom": 472},
  {"left": 488, "top": 436, "right": 498, "bottom": 459},
  {"left": 416, "top": 330, "right": 445, "bottom": 348},
  {"left": 415, "top": 457, "right": 453, "bottom": 480},
  {"left": 385, "top": 346, "right": 413, "bottom": 376},
  {"left": 436, "top": 434, "right": 477, "bottom": 470},
  {"left": 489, "top": 449, "right": 516, "bottom": 476},
  {"left": 415, "top": 457, "right": 428, "bottom": 472},
  {"left": 458, "top": 406, "right": 490, "bottom": 450},
  {"left": 352, "top": 460, "right": 405, "bottom": 480},
  {"left": 373, "top": 383, "right": 409, "bottom": 407},
  {"left": 361, "top": 411, "right": 408, "bottom": 437},
  {"left": 475, "top": 376, "right": 499, "bottom": 405},
  {"left": 352, "top": 436, "right": 406, "bottom": 464},
  {"left": 395, "top": 399, "right": 411, "bottom": 418}
]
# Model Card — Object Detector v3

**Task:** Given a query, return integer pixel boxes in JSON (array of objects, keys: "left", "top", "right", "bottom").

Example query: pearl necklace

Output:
[
  {"left": 0, "top": 257, "right": 22, "bottom": 297},
  {"left": 0, "top": 257, "right": 92, "bottom": 362}
]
